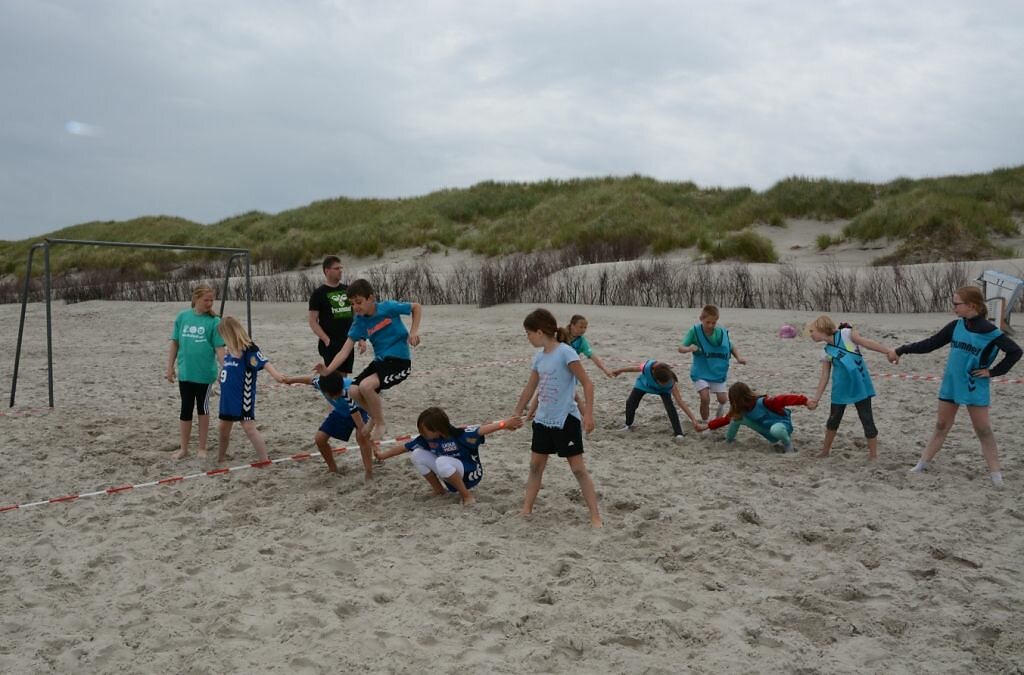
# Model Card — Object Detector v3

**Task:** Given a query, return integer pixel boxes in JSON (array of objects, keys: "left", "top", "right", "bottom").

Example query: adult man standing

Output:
[{"left": 308, "top": 256, "right": 355, "bottom": 375}]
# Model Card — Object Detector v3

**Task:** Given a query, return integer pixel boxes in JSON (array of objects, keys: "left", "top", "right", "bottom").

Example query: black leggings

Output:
[
  {"left": 625, "top": 388, "right": 683, "bottom": 435},
  {"left": 179, "top": 381, "right": 212, "bottom": 421},
  {"left": 826, "top": 398, "right": 877, "bottom": 438}
]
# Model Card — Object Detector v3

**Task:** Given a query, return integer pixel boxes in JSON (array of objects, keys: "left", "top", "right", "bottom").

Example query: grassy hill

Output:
[{"left": 1, "top": 167, "right": 1021, "bottom": 279}]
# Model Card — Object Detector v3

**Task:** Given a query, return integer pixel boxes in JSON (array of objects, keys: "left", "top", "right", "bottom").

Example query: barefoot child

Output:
[
  {"left": 701, "top": 381, "right": 816, "bottom": 454},
  {"left": 678, "top": 304, "right": 746, "bottom": 425},
  {"left": 807, "top": 315, "right": 898, "bottom": 460},
  {"left": 383, "top": 407, "right": 523, "bottom": 506},
  {"left": 315, "top": 278, "right": 422, "bottom": 443},
  {"left": 611, "top": 360, "right": 700, "bottom": 439},
  {"left": 167, "top": 285, "right": 225, "bottom": 460},
  {"left": 513, "top": 308, "right": 602, "bottom": 528},
  {"left": 216, "top": 316, "right": 287, "bottom": 463},
  {"left": 280, "top": 371, "right": 375, "bottom": 479}
]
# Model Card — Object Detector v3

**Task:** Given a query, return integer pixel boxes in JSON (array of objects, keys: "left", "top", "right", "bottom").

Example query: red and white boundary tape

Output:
[{"left": 0, "top": 431, "right": 415, "bottom": 515}]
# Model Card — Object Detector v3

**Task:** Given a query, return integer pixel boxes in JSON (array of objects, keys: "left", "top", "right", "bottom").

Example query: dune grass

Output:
[{"left": 1, "top": 167, "right": 1021, "bottom": 280}]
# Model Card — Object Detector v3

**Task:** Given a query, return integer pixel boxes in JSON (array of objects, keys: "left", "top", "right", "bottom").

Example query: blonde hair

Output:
[
  {"left": 700, "top": 304, "right": 719, "bottom": 320},
  {"left": 955, "top": 286, "right": 987, "bottom": 317},
  {"left": 217, "top": 315, "right": 253, "bottom": 355},
  {"left": 191, "top": 284, "right": 217, "bottom": 316},
  {"left": 807, "top": 314, "right": 836, "bottom": 335}
]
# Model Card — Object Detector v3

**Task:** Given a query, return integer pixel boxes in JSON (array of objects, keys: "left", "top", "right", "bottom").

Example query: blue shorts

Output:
[{"left": 319, "top": 409, "right": 369, "bottom": 441}]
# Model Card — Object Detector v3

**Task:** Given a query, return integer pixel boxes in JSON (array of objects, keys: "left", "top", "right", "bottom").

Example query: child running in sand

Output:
[
  {"left": 700, "top": 381, "right": 817, "bottom": 454},
  {"left": 513, "top": 308, "right": 602, "bottom": 528},
  {"left": 377, "top": 406, "right": 523, "bottom": 506},
  {"left": 611, "top": 360, "right": 700, "bottom": 439},
  {"left": 678, "top": 304, "right": 746, "bottom": 425},
  {"left": 216, "top": 316, "right": 287, "bottom": 463},
  {"left": 167, "top": 284, "right": 225, "bottom": 460},
  {"left": 806, "top": 315, "right": 898, "bottom": 460},
  {"left": 280, "top": 371, "right": 375, "bottom": 480},
  {"left": 315, "top": 278, "right": 422, "bottom": 443}
]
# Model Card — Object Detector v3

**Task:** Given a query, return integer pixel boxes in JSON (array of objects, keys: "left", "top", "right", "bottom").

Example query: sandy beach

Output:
[{"left": 1, "top": 286, "right": 1023, "bottom": 673}]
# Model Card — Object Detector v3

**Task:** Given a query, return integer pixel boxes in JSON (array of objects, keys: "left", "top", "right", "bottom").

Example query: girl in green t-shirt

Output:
[{"left": 166, "top": 285, "right": 225, "bottom": 460}]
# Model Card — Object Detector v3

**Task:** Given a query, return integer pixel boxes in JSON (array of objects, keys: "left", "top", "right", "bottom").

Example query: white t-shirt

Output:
[{"left": 531, "top": 343, "right": 582, "bottom": 427}]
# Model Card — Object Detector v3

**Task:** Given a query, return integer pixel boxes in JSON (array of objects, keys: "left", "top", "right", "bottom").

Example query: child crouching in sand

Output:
[
  {"left": 378, "top": 407, "right": 522, "bottom": 506},
  {"left": 700, "top": 381, "right": 817, "bottom": 454}
]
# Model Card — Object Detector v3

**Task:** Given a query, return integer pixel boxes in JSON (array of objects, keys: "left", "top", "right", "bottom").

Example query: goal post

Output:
[{"left": 9, "top": 238, "right": 252, "bottom": 408}]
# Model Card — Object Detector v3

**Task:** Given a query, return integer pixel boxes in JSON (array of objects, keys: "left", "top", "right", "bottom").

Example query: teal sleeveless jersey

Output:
[
  {"left": 822, "top": 330, "right": 876, "bottom": 404},
  {"left": 689, "top": 325, "right": 731, "bottom": 383},
  {"left": 634, "top": 360, "right": 673, "bottom": 394},
  {"left": 939, "top": 319, "right": 1002, "bottom": 406},
  {"left": 745, "top": 397, "right": 793, "bottom": 435}
]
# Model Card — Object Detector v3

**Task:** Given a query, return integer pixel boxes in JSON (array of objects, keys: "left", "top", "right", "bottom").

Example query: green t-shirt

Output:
[
  {"left": 682, "top": 325, "right": 724, "bottom": 348},
  {"left": 171, "top": 310, "right": 225, "bottom": 384}
]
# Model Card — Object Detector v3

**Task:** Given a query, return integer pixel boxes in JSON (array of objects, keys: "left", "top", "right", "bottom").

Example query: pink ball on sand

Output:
[{"left": 778, "top": 323, "right": 798, "bottom": 339}]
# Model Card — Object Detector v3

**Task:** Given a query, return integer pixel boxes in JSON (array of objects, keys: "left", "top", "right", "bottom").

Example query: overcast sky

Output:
[{"left": 2, "top": 1, "right": 1022, "bottom": 240}]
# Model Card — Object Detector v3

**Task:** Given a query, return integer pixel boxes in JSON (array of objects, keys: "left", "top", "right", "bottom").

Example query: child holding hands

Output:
[
  {"left": 385, "top": 407, "right": 522, "bottom": 506},
  {"left": 216, "top": 316, "right": 287, "bottom": 464},
  {"left": 806, "top": 315, "right": 898, "bottom": 460},
  {"left": 701, "top": 381, "right": 816, "bottom": 454},
  {"left": 611, "top": 360, "right": 700, "bottom": 439}
]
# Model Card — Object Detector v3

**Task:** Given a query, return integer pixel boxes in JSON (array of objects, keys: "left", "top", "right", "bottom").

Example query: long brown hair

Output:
[
  {"left": 524, "top": 308, "right": 570, "bottom": 344},
  {"left": 417, "top": 406, "right": 460, "bottom": 438},
  {"left": 727, "top": 382, "right": 759, "bottom": 419}
]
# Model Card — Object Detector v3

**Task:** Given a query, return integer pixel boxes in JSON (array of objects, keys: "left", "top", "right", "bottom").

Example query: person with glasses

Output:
[{"left": 894, "top": 285, "right": 1021, "bottom": 487}]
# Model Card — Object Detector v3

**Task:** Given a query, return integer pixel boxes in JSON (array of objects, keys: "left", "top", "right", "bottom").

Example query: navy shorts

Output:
[
  {"left": 319, "top": 408, "right": 369, "bottom": 441},
  {"left": 531, "top": 415, "right": 584, "bottom": 458}
]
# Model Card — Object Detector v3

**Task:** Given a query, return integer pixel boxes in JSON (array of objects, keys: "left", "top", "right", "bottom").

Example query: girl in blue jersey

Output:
[
  {"left": 807, "top": 315, "right": 898, "bottom": 460},
  {"left": 894, "top": 286, "right": 1021, "bottom": 487},
  {"left": 701, "top": 382, "right": 816, "bottom": 453},
  {"left": 280, "top": 371, "right": 375, "bottom": 480},
  {"left": 611, "top": 360, "right": 701, "bottom": 439},
  {"left": 512, "top": 308, "right": 602, "bottom": 528},
  {"left": 386, "top": 407, "right": 523, "bottom": 506},
  {"left": 216, "top": 316, "right": 287, "bottom": 464},
  {"left": 314, "top": 278, "right": 422, "bottom": 444},
  {"left": 166, "top": 285, "right": 225, "bottom": 460},
  {"left": 678, "top": 305, "right": 747, "bottom": 425}
]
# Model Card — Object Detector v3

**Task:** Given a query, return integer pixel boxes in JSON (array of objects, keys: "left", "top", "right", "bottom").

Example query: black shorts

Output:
[
  {"left": 319, "top": 339, "right": 355, "bottom": 374},
  {"left": 178, "top": 381, "right": 212, "bottom": 421},
  {"left": 531, "top": 415, "right": 584, "bottom": 458},
  {"left": 353, "top": 357, "right": 411, "bottom": 392}
]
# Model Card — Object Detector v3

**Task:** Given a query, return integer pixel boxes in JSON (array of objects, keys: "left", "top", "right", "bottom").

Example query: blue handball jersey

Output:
[
  {"left": 689, "top": 325, "right": 731, "bottom": 383},
  {"left": 404, "top": 426, "right": 485, "bottom": 490},
  {"left": 219, "top": 345, "right": 267, "bottom": 420},
  {"left": 312, "top": 374, "right": 363, "bottom": 415},
  {"left": 823, "top": 329, "right": 876, "bottom": 404},
  {"left": 348, "top": 300, "right": 413, "bottom": 361},
  {"left": 634, "top": 360, "right": 673, "bottom": 394}
]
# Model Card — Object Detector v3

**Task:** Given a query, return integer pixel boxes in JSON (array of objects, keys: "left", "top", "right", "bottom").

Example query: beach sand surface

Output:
[{"left": 2, "top": 295, "right": 1023, "bottom": 673}]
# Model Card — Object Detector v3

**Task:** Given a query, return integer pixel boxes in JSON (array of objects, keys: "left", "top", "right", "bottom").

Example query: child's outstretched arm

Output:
[
  {"left": 589, "top": 354, "right": 615, "bottom": 378},
  {"left": 730, "top": 344, "right": 747, "bottom": 365},
  {"left": 851, "top": 330, "right": 899, "bottom": 363},
  {"left": 611, "top": 363, "right": 642, "bottom": 377},
  {"left": 314, "top": 338, "right": 355, "bottom": 375},
  {"left": 282, "top": 374, "right": 315, "bottom": 386},
  {"left": 671, "top": 384, "right": 700, "bottom": 426},
  {"left": 263, "top": 362, "right": 288, "bottom": 384},
  {"left": 809, "top": 361, "right": 831, "bottom": 409},
  {"left": 478, "top": 416, "right": 524, "bottom": 436}
]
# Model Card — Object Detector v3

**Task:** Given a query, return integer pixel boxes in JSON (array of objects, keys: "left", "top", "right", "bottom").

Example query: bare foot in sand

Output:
[
  {"left": 591, "top": 516, "right": 603, "bottom": 529},
  {"left": 816, "top": 448, "right": 831, "bottom": 458},
  {"left": 170, "top": 448, "right": 188, "bottom": 460},
  {"left": 462, "top": 494, "right": 477, "bottom": 507}
]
